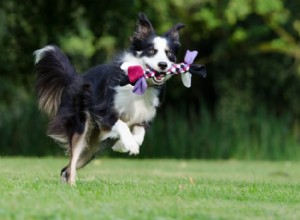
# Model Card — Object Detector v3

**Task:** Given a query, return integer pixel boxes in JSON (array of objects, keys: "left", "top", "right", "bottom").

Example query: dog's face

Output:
[{"left": 130, "top": 13, "right": 185, "bottom": 85}]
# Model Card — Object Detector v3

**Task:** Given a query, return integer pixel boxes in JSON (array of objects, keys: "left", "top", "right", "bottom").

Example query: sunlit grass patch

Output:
[{"left": 0, "top": 158, "right": 299, "bottom": 220}]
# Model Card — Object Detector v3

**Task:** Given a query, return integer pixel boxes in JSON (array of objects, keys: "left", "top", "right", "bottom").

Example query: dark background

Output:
[{"left": 0, "top": 0, "right": 299, "bottom": 160}]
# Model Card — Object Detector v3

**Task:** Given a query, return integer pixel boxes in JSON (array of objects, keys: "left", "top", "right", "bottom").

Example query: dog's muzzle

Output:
[{"left": 152, "top": 72, "right": 167, "bottom": 84}]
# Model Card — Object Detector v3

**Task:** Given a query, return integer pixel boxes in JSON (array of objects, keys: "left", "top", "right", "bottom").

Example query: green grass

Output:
[{"left": 0, "top": 158, "right": 300, "bottom": 220}]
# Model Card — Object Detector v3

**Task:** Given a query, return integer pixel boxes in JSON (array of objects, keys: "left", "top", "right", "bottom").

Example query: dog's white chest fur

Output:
[{"left": 114, "top": 85, "right": 159, "bottom": 125}]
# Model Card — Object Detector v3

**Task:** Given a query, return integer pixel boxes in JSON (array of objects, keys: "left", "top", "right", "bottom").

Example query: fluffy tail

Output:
[{"left": 34, "top": 45, "right": 77, "bottom": 117}]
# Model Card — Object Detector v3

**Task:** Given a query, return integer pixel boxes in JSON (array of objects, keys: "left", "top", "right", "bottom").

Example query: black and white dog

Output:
[{"left": 34, "top": 13, "right": 185, "bottom": 184}]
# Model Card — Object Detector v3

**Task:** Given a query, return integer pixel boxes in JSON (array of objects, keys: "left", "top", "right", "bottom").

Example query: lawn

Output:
[{"left": 0, "top": 158, "right": 300, "bottom": 220}]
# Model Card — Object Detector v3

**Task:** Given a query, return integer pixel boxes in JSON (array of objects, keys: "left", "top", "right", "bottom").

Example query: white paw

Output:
[
  {"left": 111, "top": 120, "right": 140, "bottom": 156},
  {"left": 122, "top": 136, "right": 140, "bottom": 156},
  {"left": 112, "top": 140, "right": 128, "bottom": 153},
  {"left": 129, "top": 143, "right": 139, "bottom": 156}
]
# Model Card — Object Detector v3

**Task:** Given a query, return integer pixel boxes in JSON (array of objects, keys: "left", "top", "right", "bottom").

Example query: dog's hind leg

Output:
[
  {"left": 69, "top": 134, "right": 87, "bottom": 184},
  {"left": 75, "top": 128, "right": 101, "bottom": 170},
  {"left": 61, "top": 121, "right": 89, "bottom": 185}
]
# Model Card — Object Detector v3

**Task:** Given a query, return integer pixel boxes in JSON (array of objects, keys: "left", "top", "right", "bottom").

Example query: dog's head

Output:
[{"left": 130, "top": 13, "right": 185, "bottom": 85}]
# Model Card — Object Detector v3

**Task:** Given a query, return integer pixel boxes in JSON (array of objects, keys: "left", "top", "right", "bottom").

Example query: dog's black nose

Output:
[{"left": 158, "top": 62, "right": 167, "bottom": 70}]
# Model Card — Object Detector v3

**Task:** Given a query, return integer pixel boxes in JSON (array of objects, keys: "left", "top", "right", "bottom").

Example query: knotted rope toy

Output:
[{"left": 119, "top": 50, "right": 207, "bottom": 95}]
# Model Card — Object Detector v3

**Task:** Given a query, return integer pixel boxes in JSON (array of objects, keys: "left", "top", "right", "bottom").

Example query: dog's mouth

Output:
[
  {"left": 153, "top": 72, "right": 166, "bottom": 83},
  {"left": 146, "top": 65, "right": 167, "bottom": 84}
]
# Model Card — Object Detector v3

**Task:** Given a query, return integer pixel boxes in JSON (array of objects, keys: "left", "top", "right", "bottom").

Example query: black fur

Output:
[
  {"left": 34, "top": 13, "right": 185, "bottom": 184},
  {"left": 130, "top": 13, "right": 156, "bottom": 51},
  {"left": 38, "top": 55, "right": 131, "bottom": 145},
  {"left": 35, "top": 47, "right": 78, "bottom": 117}
]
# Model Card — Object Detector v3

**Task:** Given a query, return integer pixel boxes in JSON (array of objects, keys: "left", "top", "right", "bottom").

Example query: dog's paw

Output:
[
  {"left": 112, "top": 140, "right": 128, "bottom": 153},
  {"left": 111, "top": 120, "right": 140, "bottom": 155},
  {"left": 60, "top": 169, "right": 69, "bottom": 183},
  {"left": 128, "top": 143, "right": 140, "bottom": 155},
  {"left": 122, "top": 137, "right": 140, "bottom": 156},
  {"left": 60, "top": 167, "right": 76, "bottom": 185}
]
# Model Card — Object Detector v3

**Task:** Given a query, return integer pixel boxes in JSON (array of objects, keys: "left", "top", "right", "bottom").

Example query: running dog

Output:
[{"left": 34, "top": 13, "right": 185, "bottom": 184}]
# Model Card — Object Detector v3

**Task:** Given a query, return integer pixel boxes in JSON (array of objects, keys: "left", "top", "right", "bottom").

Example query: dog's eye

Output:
[
  {"left": 166, "top": 51, "right": 173, "bottom": 57},
  {"left": 149, "top": 49, "right": 156, "bottom": 54}
]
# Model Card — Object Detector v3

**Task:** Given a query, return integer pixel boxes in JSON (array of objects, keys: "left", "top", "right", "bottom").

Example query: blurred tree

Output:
[
  {"left": 170, "top": 0, "right": 300, "bottom": 117},
  {"left": 0, "top": 0, "right": 299, "bottom": 157}
]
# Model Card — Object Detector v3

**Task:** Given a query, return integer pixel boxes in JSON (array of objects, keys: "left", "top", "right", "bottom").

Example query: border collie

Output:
[{"left": 34, "top": 13, "right": 185, "bottom": 184}]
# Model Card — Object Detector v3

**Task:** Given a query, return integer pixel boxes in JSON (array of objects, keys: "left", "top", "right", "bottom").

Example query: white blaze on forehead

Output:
[{"left": 153, "top": 37, "right": 169, "bottom": 50}]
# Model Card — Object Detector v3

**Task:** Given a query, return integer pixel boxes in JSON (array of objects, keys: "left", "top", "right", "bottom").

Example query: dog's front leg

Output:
[
  {"left": 132, "top": 125, "right": 146, "bottom": 146},
  {"left": 112, "top": 125, "right": 145, "bottom": 154},
  {"left": 111, "top": 120, "right": 139, "bottom": 155}
]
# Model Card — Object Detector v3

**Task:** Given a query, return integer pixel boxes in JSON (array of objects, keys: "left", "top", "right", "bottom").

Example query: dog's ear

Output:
[
  {"left": 131, "top": 13, "right": 155, "bottom": 41},
  {"left": 164, "top": 23, "right": 185, "bottom": 43}
]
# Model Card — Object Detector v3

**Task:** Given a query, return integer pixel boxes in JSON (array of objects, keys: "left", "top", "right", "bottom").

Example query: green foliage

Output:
[
  {"left": 1, "top": 158, "right": 300, "bottom": 219},
  {"left": 0, "top": 0, "right": 300, "bottom": 158},
  {"left": 142, "top": 107, "right": 300, "bottom": 160}
]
